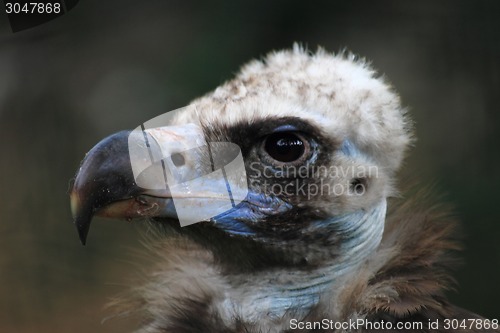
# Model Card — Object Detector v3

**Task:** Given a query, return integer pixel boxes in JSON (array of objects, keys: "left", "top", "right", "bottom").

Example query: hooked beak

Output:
[
  {"left": 69, "top": 130, "right": 172, "bottom": 245},
  {"left": 70, "top": 124, "right": 248, "bottom": 245}
]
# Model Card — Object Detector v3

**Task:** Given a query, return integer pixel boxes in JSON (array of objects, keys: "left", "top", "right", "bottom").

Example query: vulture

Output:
[{"left": 70, "top": 46, "right": 498, "bottom": 332}]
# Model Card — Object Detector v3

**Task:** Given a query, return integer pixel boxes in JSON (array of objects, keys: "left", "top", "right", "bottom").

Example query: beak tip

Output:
[
  {"left": 71, "top": 192, "right": 90, "bottom": 245},
  {"left": 78, "top": 229, "right": 88, "bottom": 246},
  {"left": 70, "top": 130, "right": 137, "bottom": 245},
  {"left": 74, "top": 217, "right": 90, "bottom": 246}
]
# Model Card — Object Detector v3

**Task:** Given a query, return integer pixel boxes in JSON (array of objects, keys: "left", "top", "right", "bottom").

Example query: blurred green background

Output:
[{"left": 0, "top": 1, "right": 498, "bottom": 331}]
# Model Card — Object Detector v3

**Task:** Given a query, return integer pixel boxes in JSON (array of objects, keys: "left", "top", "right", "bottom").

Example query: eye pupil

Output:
[{"left": 265, "top": 132, "right": 306, "bottom": 163}]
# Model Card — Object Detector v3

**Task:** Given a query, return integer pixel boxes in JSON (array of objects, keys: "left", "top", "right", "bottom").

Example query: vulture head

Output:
[{"left": 70, "top": 47, "right": 490, "bottom": 332}]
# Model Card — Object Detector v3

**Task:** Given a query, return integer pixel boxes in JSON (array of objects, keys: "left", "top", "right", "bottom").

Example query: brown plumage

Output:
[
  {"left": 70, "top": 46, "right": 498, "bottom": 332},
  {"left": 110, "top": 190, "right": 489, "bottom": 333}
]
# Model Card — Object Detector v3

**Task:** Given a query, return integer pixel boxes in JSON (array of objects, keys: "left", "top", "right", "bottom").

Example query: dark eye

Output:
[{"left": 263, "top": 132, "right": 309, "bottom": 163}]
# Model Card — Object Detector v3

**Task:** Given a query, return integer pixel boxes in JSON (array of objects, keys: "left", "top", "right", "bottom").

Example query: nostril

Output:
[
  {"left": 350, "top": 177, "right": 367, "bottom": 195},
  {"left": 171, "top": 153, "right": 185, "bottom": 167}
]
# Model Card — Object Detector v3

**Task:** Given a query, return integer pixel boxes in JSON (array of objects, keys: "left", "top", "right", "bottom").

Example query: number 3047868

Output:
[{"left": 5, "top": 2, "right": 61, "bottom": 14}]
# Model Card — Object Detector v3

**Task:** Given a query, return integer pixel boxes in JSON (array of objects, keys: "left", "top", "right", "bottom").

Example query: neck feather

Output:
[{"left": 222, "top": 199, "right": 387, "bottom": 320}]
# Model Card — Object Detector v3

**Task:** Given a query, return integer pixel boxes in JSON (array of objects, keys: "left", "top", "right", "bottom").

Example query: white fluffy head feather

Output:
[{"left": 175, "top": 45, "right": 413, "bottom": 176}]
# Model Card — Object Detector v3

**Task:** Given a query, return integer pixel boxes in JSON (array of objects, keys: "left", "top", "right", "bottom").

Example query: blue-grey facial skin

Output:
[
  {"left": 208, "top": 138, "right": 384, "bottom": 249},
  {"left": 210, "top": 191, "right": 293, "bottom": 237}
]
